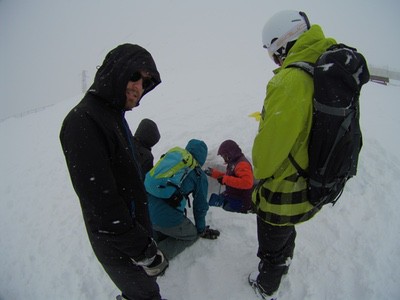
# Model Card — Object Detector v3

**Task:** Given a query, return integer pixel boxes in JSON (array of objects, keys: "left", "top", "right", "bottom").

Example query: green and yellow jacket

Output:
[{"left": 252, "top": 25, "right": 336, "bottom": 226}]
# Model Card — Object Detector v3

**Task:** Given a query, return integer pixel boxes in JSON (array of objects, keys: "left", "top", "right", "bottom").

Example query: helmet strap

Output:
[{"left": 274, "top": 40, "right": 297, "bottom": 65}]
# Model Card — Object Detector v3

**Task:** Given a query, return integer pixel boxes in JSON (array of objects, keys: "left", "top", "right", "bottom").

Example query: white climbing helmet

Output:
[{"left": 262, "top": 10, "right": 310, "bottom": 63}]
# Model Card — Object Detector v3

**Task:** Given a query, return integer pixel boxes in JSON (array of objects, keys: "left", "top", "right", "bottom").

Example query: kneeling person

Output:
[
  {"left": 145, "top": 139, "right": 220, "bottom": 260},
  {"left": 206, "top": 140, "right": 254, "bottom": 213}
]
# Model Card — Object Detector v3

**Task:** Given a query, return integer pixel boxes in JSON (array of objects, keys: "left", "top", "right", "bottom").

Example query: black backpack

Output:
[{"left": 287, "top": 44, "right": 370, "bottom": 207}]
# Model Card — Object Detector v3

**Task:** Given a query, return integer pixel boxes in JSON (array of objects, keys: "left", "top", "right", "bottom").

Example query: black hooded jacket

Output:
[{"left": 60, "top": 44, "right": 161, "bottom": 261}]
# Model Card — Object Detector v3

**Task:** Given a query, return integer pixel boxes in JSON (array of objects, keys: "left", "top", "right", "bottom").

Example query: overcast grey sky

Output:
[{"left": 1, "top": 0, "right": 399, "bottom": 120}]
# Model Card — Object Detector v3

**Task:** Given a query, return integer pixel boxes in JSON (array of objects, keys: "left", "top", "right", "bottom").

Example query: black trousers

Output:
[
  {"left": 102, "top": 261, "right": 160, "bottom": 300},
  {"left": 89, "top": 232, "right": 161, "bottom": 300},
  {"left": 256, "top": 216, "right": 297, "bottom": 295}
]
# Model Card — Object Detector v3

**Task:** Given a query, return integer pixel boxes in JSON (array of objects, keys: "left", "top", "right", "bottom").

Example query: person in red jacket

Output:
[{"left": 206, "top": 140, "right": 254, "bottom": 213}]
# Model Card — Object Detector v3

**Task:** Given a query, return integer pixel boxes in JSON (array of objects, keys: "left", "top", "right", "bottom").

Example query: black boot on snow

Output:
[{"left": 248, "top": 271, "right": 278, "bottom": 300}]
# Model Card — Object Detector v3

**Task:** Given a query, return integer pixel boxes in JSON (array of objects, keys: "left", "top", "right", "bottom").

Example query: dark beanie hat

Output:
[{"left": 134, "top": 118, "right": 160, "bottom": 148}]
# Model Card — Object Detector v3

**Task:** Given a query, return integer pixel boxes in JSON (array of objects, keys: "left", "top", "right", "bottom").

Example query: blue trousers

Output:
[{"left": 208, "top": 193, "right": 247, "bottom": 213}]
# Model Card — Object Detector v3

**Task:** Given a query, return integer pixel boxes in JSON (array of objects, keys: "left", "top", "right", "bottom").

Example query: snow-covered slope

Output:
[{"left": 1, "top": 81, "right": 399, "bottom": 299}]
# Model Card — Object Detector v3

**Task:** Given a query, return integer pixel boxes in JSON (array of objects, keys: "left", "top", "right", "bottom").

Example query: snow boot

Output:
[{"left": 248, "top": 271, "right": 278, "bottom": 300}]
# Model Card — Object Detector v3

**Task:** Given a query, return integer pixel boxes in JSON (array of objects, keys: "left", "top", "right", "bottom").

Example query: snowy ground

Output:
[
  {"left": 1, "top": 80, "right": 400, "bottom": 299},
  {"left": 1, "top": 1, "right": 400, "bottom": 299}
]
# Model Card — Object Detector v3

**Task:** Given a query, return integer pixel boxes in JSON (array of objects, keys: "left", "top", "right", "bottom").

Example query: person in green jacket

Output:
[{"left": 248, "top": 10, "right": 337, "bottom": 300}]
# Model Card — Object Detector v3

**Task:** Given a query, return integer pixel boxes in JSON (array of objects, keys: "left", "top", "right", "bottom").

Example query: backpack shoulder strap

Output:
[
  {"left": 194, "top": 165, "right": 202, "bottom": 176},
  {"left": 285, "top": 61, "right": 315, "bottom": 179},
  {"left": 288, "top": 153, "right": 308, "bottom": 178},
  {"left": 287, "top": 61, "right": 315, "bottom": 76}
]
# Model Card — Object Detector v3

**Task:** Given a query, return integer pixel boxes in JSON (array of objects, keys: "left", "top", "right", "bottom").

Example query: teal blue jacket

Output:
[{"left": 148, "top": 139, "right": 209, "bottom": 233}]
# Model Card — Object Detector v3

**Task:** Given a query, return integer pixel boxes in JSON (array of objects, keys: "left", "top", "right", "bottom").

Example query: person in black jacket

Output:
[
  {"left": 60, "top": 44, "right": 168, "bottom": 300},
  {"left": 133, "top": 118, "right": 161, "bottom": 177}
]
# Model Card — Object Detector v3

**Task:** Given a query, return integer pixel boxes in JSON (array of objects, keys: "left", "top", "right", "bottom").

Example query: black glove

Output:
[
  {"left": 131, "top": 239, "right": 169, "bottom": 277},
  {"left": 204, "top": 167, "right": 213, "bottom": 176},
  {"left": 199, "top": 226, "right": 220, "bottom": 240},
  {"left": 217, "top": 176, "right": 224, "bottom": 185}
]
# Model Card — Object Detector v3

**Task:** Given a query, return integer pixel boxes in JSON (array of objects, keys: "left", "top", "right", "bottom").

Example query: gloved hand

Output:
[
  {"left": 217, "top": 176, "right": 224, "bottom": 185},
  {"left": 131, "top": 239, "right": 169, "bottom": 277},
  {"left": 204, "top": 167, "right": 213, "bottom": 176},
  {"left": 199, "top": 226, "right": 220, "bottom": 240}
]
